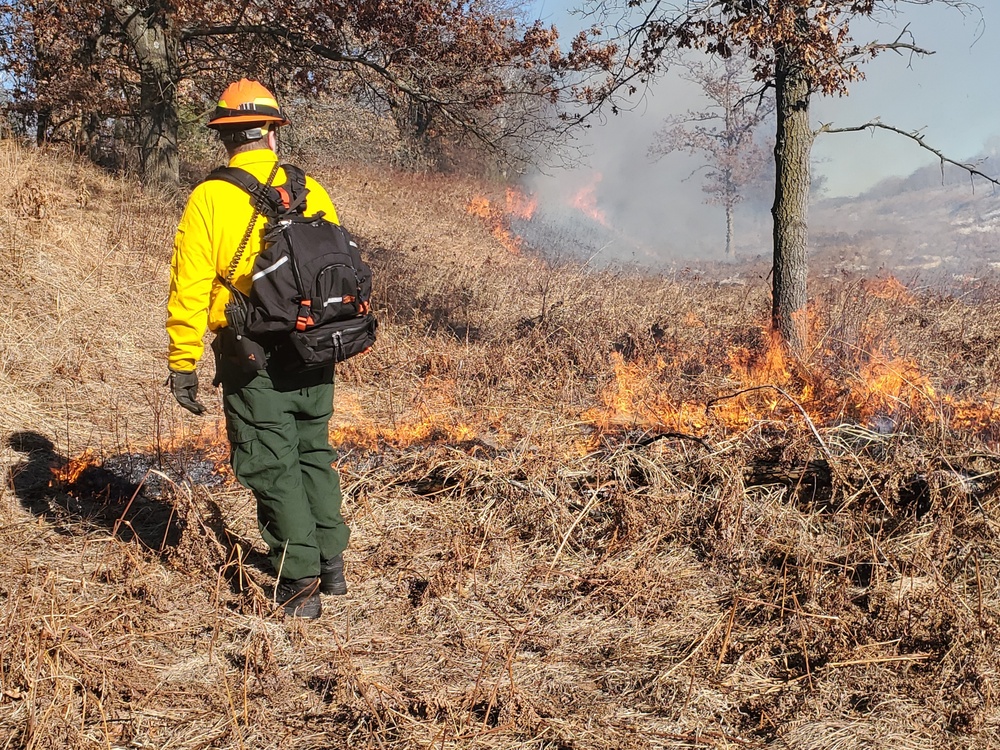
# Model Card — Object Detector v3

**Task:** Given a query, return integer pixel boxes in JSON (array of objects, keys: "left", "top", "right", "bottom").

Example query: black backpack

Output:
[{"left": 206, "top": 164, "right": 377, "bottom": 370}]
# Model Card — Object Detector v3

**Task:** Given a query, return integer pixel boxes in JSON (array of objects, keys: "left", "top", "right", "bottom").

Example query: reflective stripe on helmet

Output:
[{"left": 207, "top": 79, "right": 290, "bottom": 129}]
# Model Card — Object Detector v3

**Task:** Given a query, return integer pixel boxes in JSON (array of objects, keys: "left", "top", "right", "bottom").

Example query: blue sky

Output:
[{"left": 810, "top": 3, "right": 996, "bottom": 196}]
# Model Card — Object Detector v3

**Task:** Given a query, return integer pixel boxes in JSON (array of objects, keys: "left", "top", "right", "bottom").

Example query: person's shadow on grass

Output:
[
  {"left": 7, "top": 430, "right": 273, "bottom": 593},
  {"left": 7, "top": 430, "right": 181, "bottom": 550}
]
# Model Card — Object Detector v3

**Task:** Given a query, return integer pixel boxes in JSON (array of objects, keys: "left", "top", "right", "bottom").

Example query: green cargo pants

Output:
[{"left": 219, "top": 360, "right": 350, "bottom": 582}]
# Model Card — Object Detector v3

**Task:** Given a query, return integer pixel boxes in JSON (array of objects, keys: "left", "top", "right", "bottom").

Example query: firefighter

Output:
[{"left": 166, "top": 79, "right": 349, "bottom": 619}]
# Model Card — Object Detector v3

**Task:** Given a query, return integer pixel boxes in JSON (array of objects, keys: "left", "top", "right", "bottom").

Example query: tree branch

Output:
[
  {"left": 180, "top": 23, "right": 510, "bottom": 149},
  {"left": 817, "top": 119, "right": 1000, "bottom": 188},
  {"left": 870, "top": 25, "right": 934, "bottom": 57},
  {"left": 845, "top": 25, "right": 935, "bottom": 68}
]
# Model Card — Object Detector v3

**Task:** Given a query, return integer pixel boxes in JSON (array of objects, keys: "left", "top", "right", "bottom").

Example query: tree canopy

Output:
[{"left": 0, "top": 0, "right": 601, "bottom": 184}]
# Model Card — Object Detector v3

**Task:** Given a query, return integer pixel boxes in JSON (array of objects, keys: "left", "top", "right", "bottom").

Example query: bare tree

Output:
[{"left": 649, "top": 53, "right": 772, "bottom": 258}]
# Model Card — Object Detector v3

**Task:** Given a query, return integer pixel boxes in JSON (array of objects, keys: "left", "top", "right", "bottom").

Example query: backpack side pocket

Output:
[{"left": 288, "top": 314, "right": 378, "bottom": 369}]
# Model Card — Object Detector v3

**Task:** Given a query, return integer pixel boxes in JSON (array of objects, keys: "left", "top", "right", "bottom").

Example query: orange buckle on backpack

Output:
[
  {"left": 276, "top": 186, "right": 291, "bottom": 209},
  {"left": 295, "top": 300, "right": 314, "bottom": 331}
]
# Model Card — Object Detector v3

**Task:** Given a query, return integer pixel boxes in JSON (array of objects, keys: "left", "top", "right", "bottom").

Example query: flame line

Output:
[{"left": 707, "top": 384, "right": 833, "bottom": 463}]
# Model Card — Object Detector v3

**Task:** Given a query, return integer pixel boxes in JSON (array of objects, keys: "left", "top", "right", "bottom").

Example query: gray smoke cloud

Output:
[
  {"left": 523, "top": 70, "right": 739, "bottom": 264},
  {"left": 521, "top": 2, "right": 999, "bottom": 267}
]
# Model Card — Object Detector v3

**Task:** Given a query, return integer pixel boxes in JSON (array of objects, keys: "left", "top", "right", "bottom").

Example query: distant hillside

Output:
[
  {"left": 858, "top": 139, "right": 1000, "bottom": 198},
  {"left": 809, "top": 141, "right": 1000, "bottom": 284}
]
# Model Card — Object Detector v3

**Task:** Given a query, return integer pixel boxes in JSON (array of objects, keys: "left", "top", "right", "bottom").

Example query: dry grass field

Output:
[{"left": 4, "top": 139, "right": 1000, "bottom": 749}]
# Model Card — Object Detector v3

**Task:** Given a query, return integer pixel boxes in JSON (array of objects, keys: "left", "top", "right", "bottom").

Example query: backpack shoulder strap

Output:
[
  {"left": 282, "top": 164, "right": 306, "bottom": 190},
  {"left": 277, "top": 164, "right": 309, "bottom": 215},
  {"left": 203, "top": 166, "right": 263, "bottom": 194},
  {"left": 207, "top": 161, "right": 281, "bottom": 286},
  {"left": 204, "top": 166, "right": 284, "bottom": 216},
  {"left": 203, "top": 164, "right": 314, "bottom": 217}
]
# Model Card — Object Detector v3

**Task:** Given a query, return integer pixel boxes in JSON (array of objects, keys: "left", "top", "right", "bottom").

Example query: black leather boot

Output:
[
  {"left": 320, "top": 554, "right": 347, "bottom": 595},
  {"left": 275, "top": 576, "right": 322, "bottom": 619}
]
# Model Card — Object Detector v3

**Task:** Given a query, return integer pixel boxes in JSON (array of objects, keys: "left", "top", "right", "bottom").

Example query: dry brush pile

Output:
[{"left": 3, "top": 141, "right": 1000, "bottom": 749}]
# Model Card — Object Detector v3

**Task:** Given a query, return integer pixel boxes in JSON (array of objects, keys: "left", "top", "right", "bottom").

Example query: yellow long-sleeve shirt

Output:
[{"left": 166, "top": 150, "right": 339, "bottom": 372}]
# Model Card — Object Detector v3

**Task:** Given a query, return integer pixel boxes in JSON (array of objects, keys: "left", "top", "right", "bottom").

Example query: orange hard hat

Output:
[{"left": 207, "top": 79, "right": 290, "bottom": 129}]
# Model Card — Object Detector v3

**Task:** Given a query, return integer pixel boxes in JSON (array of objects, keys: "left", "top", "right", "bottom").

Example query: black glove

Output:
[{"left": 169, "top": 369, "right": 206, "bottom": 415}]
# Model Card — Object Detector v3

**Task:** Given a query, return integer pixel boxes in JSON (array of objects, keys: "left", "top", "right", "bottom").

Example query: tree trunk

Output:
[
  {"left": 77, "top": 112, "right": 102, "bottom": 162},
  {"left": 35, "top": 111, "right": 50, "bottom": 146},
  {"left": 111, "top": 0, "right": 180, "bottom": 187},
  {"left": 725, "top": 200, "right": 734, "bottom": 257},
  {"left": 392, "top": 98, "right": 440, "bottom": 165},
  {"left": 771, "top": 49, "right": 813, "bottom": 356}
]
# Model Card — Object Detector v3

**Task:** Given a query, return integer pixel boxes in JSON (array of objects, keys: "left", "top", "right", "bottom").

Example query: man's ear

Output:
[{"left": 267, "top": 129, "right": 278, "bottom": 153}]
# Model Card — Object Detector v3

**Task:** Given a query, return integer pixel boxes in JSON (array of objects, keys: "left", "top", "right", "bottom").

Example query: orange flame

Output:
[
  {"left": 505, "top": 187, "right": 537, "bottom": 220},
  {"left": 331, "top": 389, "right": 478, "bottom": 450},
  {"left": 582, "top": 354, "right": 712, "bottom": 433},
  {"left": 571, "top": 173, "right": 610, "bottom": 228},
  {"left": 332, "top": 416, "right": 476, "bottom": 450},
  {"left": 49, "top": 423, "right": 236, "bottom": 490},
  {"left": 584, "top": 321, "right": 1000, "bottom": 441},
  {"left": 727, "top": 330, "right": 791, "bottom": 387},
  {"left": 850, "top": 358, "right": 935, "bottom": 421},
  {"left": 944, "top": 394, "right": 1000, "bottom": 433},
  {"left": 864, "top": 276, "right": 916, "bottom": 304},
  {"left": 51, "top": 448, "right": 98, "bottom": 486},
  {"left": 466, "top": 187, "right": 535, "bottom": 255}
]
